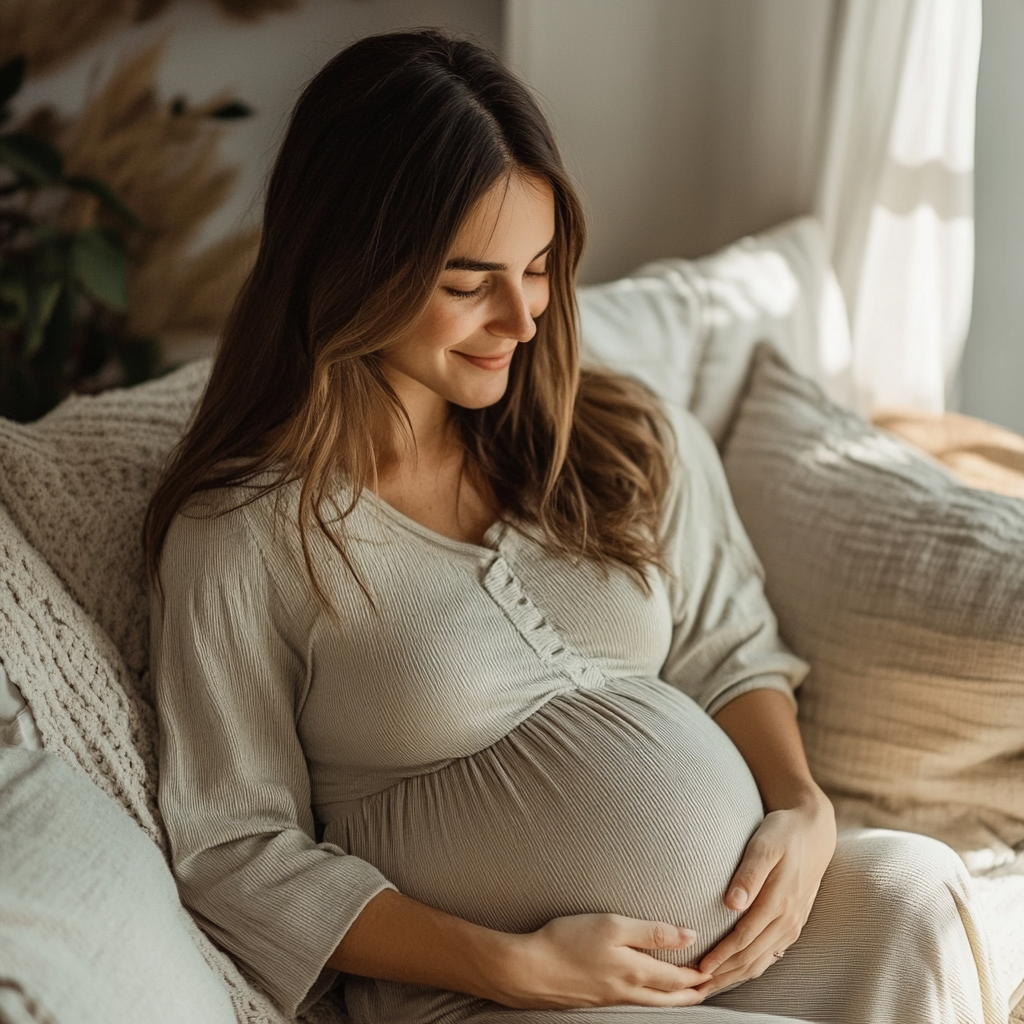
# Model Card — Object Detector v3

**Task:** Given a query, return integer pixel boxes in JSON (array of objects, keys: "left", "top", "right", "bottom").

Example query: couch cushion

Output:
[
  {"left": 578, "top": 215, "right": 852, "bottom": 443},
  {"left": 874, "top": 407, "right": 1024, "bottom": 501},
  {"left": 0, "top": 746, "right": 236, "bottom": 1024},
  {"left": 0, "top": 360, "right": 211, "bottom": 688},
  {"left": 721, "top": 343, "right": 1024, "bottom": 859}
]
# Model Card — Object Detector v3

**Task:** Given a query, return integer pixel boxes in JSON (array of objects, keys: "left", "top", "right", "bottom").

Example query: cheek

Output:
[
  {"left": 529, "top": 280, "right": 551, "bottom": 319},
  {"left": 416, "top": 303, "right": 474, "bottom": 355}
]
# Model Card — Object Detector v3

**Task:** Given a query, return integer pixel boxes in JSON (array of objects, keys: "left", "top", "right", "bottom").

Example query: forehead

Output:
[{"left": 450, "top": 173, "right": 555, "bottom": 258}]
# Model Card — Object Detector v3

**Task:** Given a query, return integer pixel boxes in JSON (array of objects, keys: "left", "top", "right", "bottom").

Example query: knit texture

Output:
[{"left": 0, "top": 362, "right": 299, "bottom": 1024}]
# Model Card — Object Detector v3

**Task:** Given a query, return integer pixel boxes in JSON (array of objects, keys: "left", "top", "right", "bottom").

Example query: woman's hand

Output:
[
  {"left": 497, "top": 913, "right": 711, "bottom": 1009},
  {"left": 699, "top": 688, "right": 838, "bottom": 998},
  {"left": 695, "top": 791, "right": 836, "bottom": 996},
  {"left": 330, "top": 890, "right": 709, "bottom": 1011}
]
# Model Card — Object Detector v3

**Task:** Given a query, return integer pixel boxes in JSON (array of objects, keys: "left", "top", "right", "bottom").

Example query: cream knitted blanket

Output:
[{"left": 0, "top": 362, "right": 343, "bottom": 1024}]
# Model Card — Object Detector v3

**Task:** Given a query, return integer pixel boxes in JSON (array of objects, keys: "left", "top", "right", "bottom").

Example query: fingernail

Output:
[
  {"left": 727, "top": 886, "right": 748, "bottom": 910},
  {"left": 679, "top": 928, "right": 697, "bottom": 945}
]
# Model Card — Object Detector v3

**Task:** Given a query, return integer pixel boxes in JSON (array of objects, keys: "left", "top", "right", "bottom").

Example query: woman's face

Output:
[{"left": 382, "top": 172, "right": 555, "bottom": 417}]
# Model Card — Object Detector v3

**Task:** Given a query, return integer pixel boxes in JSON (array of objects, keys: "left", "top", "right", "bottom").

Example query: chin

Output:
[{"left": 448, "top": 379, "right": 510, "bottom": 410}]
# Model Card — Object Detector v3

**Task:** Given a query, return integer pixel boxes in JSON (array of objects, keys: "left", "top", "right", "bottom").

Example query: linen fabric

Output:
[
  {"left": 873, "top": 406, "right": 1024, "bottom": 500},
  {"left": 721, "top": 343, "right": 1024, "bottom": 856},
  {"left": 0, "top": 747, "right": 236, "bottom": 1024}
]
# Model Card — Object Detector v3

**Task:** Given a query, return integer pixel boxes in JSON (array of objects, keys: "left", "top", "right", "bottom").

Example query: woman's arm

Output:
[
  {"left": 653, "top": 408, "right": 831, "bottom": 993},
  {"left": 330, "top": 888, "right": 712, "bottom": 1009},
  {"left": 696, "top": 688, "right": 836, "bottom": 995}
]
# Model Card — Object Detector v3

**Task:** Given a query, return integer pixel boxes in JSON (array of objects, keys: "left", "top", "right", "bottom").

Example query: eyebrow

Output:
[{"left": 444, "top": 238, "right": 554, "bottom": 272}]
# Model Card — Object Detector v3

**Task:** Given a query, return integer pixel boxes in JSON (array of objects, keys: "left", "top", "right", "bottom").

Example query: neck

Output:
[{"left": 384, "top": 369, "right": 457, "bottom": 471}]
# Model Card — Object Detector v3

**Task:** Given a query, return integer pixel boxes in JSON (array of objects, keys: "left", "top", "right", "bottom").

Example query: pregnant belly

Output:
[{"left": 332, "top": 677, "right": 764, "bottom": 965}]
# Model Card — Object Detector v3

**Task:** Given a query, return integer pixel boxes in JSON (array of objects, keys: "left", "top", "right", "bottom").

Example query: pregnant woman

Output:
[{"left": 146, "top": 30, "right": 996, "bottom": 1024}]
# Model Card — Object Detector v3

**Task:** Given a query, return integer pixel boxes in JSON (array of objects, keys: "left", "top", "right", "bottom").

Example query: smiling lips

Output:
[{"left": 454, "top": 348, "right": 516, "bottom": 371}]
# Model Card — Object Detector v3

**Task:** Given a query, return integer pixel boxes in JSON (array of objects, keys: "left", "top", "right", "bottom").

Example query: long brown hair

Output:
[{"left": 144, "top": 29, "right": 673, "bottom": 602}]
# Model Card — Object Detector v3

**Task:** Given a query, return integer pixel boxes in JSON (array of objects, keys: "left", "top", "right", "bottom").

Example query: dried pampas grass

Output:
[
  {"left": 57, "top": 41, "right": 259, "bottom": 352},
  {"left": 0, "top": 0, "right": 298, "bottom": 77}
]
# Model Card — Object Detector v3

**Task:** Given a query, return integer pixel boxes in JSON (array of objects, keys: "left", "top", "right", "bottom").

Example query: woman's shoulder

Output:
[
  {"left": 577, "top": 367, "right": 721, "bottom": 492},
  {"left": 162, "top": 475, "right": 304, "bottom": 581}
]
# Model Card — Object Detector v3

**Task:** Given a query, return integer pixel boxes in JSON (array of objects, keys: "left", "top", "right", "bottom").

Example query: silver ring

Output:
[{"left": 772, "top": 950, "right": 785, "bottom": 959}]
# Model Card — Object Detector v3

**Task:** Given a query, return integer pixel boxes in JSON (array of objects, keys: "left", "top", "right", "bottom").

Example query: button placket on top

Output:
[{"left": 481, "top": 541, "right": 606, "bottom": 692}]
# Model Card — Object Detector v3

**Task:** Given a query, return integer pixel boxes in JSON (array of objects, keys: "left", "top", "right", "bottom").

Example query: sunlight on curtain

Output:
[{"left": 817, "top": 0, "right": 982, "bottom": 414}]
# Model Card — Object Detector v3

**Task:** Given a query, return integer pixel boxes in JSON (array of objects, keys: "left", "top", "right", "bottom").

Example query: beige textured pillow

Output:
[
  {"left": 721, "top": 344, "right": 1024, "bottom": 856},
  {"left": 0, "top": 360, "right": 210, "bottom": 685}
]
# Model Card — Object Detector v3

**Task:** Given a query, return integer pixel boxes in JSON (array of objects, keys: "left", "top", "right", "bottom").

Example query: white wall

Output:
[
  {"left": 504, "top": 0, "right": 836, "bottom": 284},
  {"left": 13, "top": 0, "right": 502, "bottom": 251},
  {"left": 16, "top": 0, "right": 1019, "bottom": 431},
  {"left": 18, "top": 0, "right": 835, "bottom": 287},
  {"left": 959, "top": 0, "right": 1024, "bottom": 433}
]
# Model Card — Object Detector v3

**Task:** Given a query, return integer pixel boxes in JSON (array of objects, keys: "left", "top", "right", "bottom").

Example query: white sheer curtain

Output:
[{"left": 816, "top": 0, "right": 982, "bottom": 414}]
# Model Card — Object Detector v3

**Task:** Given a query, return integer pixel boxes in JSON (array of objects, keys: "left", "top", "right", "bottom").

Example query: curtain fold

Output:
[{"left": 816, "top": 0, "right": 982, "bottom": 414}]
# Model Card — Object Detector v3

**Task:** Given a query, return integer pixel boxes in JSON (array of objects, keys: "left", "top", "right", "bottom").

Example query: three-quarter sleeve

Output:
[
  {"left": 151, "top": 506, "right": 396, "bottom": 1015},
  {"left": 658, "top": 404, "right": 808, "bottom": 716}
]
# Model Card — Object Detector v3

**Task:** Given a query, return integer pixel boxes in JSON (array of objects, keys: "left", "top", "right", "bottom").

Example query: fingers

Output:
[
  {"left": 628, "top": 951, "right": 711, "bottom": 991},
  {"left": 695, "top": 946, "right": 780, "bottom": 998},
  {"left": 700, "top": 868, "right": 809, "bottom": 976},
  {"left": 616, "top": 951, "right": 711, "bottom": 1006},
  {"left": 723, "top": 833, "right": 781, "bottom": 913},
  {"left": 616, "top": 916, "right": 697, "bottom": 952},
  {"left": 699, "top": 879, "right": 812, "bottom": 980},
  {"left": 614, "top": 918, "right": 712, "bottom": 1003},
  {"left": 706, "top": 913, "right": 800, "bottom": 980},
  {"left": 699, "top": 901, "right": 780, "bottom": 975},
  {"left": 628, "top": 984, "right": 707, "bottom": 1008},
  {"left": 700, "top": 863, "right": 784, "bottom": 974}
]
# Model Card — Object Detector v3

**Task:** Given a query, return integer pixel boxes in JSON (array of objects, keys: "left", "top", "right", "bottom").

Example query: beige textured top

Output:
[{"left": 151, "top": 405, "right": 807, "bottom": 1021}]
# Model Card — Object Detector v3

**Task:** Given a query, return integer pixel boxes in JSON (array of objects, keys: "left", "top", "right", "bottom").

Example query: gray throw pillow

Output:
[
  {"left": 0, "top": 747, "right": 236, "bottom": 1024},
  {"left": 721, "top": 343, "right": 1024, "bottom": 855}
]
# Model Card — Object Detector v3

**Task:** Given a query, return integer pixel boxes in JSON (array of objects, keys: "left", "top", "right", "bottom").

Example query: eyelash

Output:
[{"left": 444, "top": 269, "right": 548, "bottom": 300}]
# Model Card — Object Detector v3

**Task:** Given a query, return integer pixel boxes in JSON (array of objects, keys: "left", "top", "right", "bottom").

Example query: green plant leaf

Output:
[
  {"left": 0, "top": 56, "right": 26, "bottom": 110},
  {"left": 64, "top": 175, "right": 142, "bottom": 228},
  {"left": 32, "top": 224, "right": 63, "bottom": 244},
  {"left": 39, "top": 285, "right": 75, "bottom": 375},
  {"left": 22, "top": 280, "right": 62, "bottom": 357},
  {"left": 209, "top": 101, "right": 253, "bottom": 120},
  {"left": 0, "top": 132, "right": 64, "bottom": 184},
  {"left": 0, "top": 273, "right": 28, "bottom": 325},
  {"left": 71, "top": 228, "right": 129, "bottom": 312},
  {"left": 29, "top": 226, "right": 72, "bottom": 281}
]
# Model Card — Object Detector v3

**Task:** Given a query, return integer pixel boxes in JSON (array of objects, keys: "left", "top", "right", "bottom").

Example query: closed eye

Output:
[
  {"left": 443, "top": 267, "right": 548, "bottom": 300},
  {"left": 443, "top": 284, "right": 485, "bottom": 299}
]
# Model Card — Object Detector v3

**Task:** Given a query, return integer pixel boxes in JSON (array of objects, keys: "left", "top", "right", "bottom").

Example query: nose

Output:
[{"left": 488, "top": 280, "right": 538, "bottom": 343}]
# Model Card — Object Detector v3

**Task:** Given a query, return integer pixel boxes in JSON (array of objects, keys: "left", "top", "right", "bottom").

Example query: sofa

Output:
[{"left": 0, "top": 216, "right": 1021, "bottom": 1024}]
